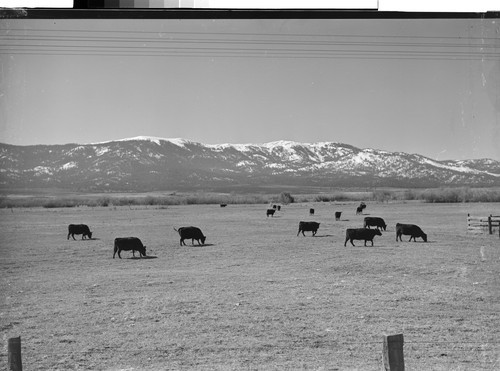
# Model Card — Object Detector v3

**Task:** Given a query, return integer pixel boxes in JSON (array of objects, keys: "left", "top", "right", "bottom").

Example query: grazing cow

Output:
[
  {"left": 277, "top": 205, "right": 281, "bottom": 211},
  {"left": 297, "top": 221, "right": 320, "bottom": 237},
  {"left": 309, "top": 208, "right": 315, "bottom": 216},
  {"left": 364, "top": 217, "right": 387, "bottom": 231},
  {"left": 335, "top": 211, "right": 342, "bottom": 221},
  {"left": 344, "top": 228, "right": 382, "bottom": 247},
  {"left": 356, "top": 202, "right": 367, "bottom": 215},
  {"left": 396, "top": 223, "right": 427, "bottom": 242},
  {"left": 174, "top": 226, "right": 206, "bottom": 246},
  {"left": 266, "top": 209, "right": 276, "bottom": 217},
  {"left": 220, "top": 204, "right": 227, "bottom": 207},
  {"left": 113, "top": 237, "right": 146, "bottom": 259},
  {"left": 67, "top": 224, "right": 92, "bottom": 240}
]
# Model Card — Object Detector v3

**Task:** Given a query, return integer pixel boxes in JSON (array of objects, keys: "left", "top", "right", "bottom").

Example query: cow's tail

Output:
[
  {"left": 113, "top": 240, "right": 118, "bottom": 258},
  {"left": 173, "top": 227, "right": 178, "bottom": 233}
]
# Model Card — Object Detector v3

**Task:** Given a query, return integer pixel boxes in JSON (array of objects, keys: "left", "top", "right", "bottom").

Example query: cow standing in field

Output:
[
  {"left": 175, "top": 226, "right": 207, "bottom": 246},
  {"left": 297, "top": 221, "right": 320, "bottom": 237},
  {"left": 266, "top": 209, "right": 276, "bottom": 217},
  {"left": 67, "top": 224, "right": 93, "bottom": 240},
  {"left": 113, "top": 237, "right": 146, "bottom": 259},
  {"left": 396, "top": 223, "right": 427, "bottom": 242},
  {"left": 344, "top": 228, "right": 382, "bottom": 247},
  {"left": 356, "top": 203, "right": 367, "bottom": 215},
  {"left": 364, "top": 217, "right": 387, "bottom": 231}
]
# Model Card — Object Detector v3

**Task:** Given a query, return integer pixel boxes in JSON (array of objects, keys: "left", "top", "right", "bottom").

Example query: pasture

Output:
[{"left": 1, "top": 201, "right": 499, "bottom": 370}]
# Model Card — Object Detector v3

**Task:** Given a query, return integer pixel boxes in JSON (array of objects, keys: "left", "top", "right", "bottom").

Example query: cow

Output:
[
  {"left": 113, "top": 237, "right": 146, "bottom": 259},
  {"left": 297, "top": 221, "right": 320, "bottom": 237},
  {"left": 356, "top": 202, "right": 367, "bottom": 215},
  {"left": 67, "top": 224, "right": 92, "bottom": 240},
  {"left": 266, "top": 209, "right": 276, "bottom": 217},
  {"left": 364, "top": 217, "right": 387, "bottom": 231},
  {"left": 174, "top": 226, "right": 206, "bottom": 246},
  {"left": 344, "top": 228, "right": 382, "bottom": 247},
  {"left": 309, "top": 208, "right": 315, "bottom": 216},
  {"left": 220, "top": 203, "right": 227, "bottom": 208},
  {"left": 335, "top": 211, "right": 342, "bottom": 221},
  {"left": 396, "top": 223, "right": 427, "bottom": 242}
]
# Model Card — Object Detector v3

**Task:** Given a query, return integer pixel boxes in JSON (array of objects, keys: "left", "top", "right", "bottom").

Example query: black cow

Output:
[
  {"left": 266, "top": 209, "right": 276, "bottom": 217},
  {"left": 356, "top": 202, "right": 367, "bottom": 215},
  {"left": 297, "top": 221, "right": 320, "bottom": 237},
  {"left": 396, "top": 223, "right": 427, "bottom": 242},
  {"left": 113, "top": 237, "right": 146, "bottom": 259},
  {"left": 175, "top": 226, "right": 206, "bottom": 246},
  {"left": 364, "top": 217, "right": 387, "bottom": 231},
  {"left": 335, "top": 211, "right": 342, "bottom": 221},
  {"left": 309, "top": 208, "right": 315, "bottom": 216},
  {"left": 344, "top": 228, "right": 382, "bottom": 247},
  {"left": 67, "top": 224, "right": 92, "bottom": 240}
]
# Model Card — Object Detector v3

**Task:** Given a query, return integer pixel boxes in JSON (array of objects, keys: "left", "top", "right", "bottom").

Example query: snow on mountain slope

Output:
[{"left": 0, "top": 137, "right": 499, "bottom": 191}]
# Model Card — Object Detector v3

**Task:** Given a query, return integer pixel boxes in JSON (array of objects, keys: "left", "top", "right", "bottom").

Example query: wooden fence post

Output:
[
  {"left": 383, "top": 333, "right": 404, "bottom": 371},
  {"left": 8, "top": 336, "right": 22, "bottom": 371}
]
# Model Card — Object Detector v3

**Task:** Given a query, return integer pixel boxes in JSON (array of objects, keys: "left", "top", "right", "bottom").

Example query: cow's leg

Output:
[
  {"left": 371, "top": 240, "right": 374, "bottom": 246},
  {"left": 297, "top": 229, "right": 301, "bottom": 236},
  {"left": 350, "top": 239, "right": 355, "bottom": 246},
  {"left": 71, "top": 234, "right": 76, "bottom": 240}
]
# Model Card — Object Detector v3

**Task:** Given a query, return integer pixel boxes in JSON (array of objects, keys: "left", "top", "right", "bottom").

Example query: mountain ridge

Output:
[{"left": 1, "top": 136, "right": 499, "bottom": 192}]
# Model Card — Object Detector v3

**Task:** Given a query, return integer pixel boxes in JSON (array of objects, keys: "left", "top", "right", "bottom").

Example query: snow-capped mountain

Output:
[{"left": 1, "top": 136, "right": 499, "bottom": 192}]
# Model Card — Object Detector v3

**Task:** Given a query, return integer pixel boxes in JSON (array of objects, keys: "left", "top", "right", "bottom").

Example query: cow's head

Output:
[
  {"left": 201, "top": 236, "right": 206, "bottom": 245},
  {"left": 88, "top": 232, "right": 93, "bottom": 239},
  {"left": 375, "top": 229, "right": 382, "bottom": 236},
  {"left": 422, "top": 233, "right": 428, "bottom": 242},
  {"left": 139, "top": 246, "right": 147, "bottom": 256}
]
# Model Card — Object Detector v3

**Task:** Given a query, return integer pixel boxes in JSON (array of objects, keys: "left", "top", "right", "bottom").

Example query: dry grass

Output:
[{"left": 1, "top": 201, "right": 499, "bottom": 370}]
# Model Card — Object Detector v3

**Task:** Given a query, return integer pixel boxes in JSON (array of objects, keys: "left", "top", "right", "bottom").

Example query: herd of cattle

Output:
[{"left": 67, "top": 202, "right": 428, "bottom": 259}]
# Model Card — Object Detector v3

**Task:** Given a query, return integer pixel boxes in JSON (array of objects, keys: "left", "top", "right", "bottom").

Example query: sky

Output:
[{"left": 0, "top": 11, "right": 499, "bottom": 161}]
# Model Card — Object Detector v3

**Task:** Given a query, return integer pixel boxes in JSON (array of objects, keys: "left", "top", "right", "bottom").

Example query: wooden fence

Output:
[
  {"left": 467, "top": 214, "right": 500, "bottom": 237},
  {"left": 8, "top": 334, "right": 406, "bottom": 371}
]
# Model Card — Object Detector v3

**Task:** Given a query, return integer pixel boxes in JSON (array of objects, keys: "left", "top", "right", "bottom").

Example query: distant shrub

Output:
[
  {"left": 278, "top": 192, "right": 294, "bottom": 204},
  {"left": 415, "top": 187, "right": 500, "bottom": 203},
  {"left": 313, "top": 191, "right": 371, "bottom": 202},
  {"left": 372, "top": 190, "right": 394, "bottom": 203}
]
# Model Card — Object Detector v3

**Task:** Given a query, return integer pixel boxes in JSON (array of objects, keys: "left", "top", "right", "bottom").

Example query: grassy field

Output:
[{"left": 1, "top": 201, "right": 499, "bottom": 370}]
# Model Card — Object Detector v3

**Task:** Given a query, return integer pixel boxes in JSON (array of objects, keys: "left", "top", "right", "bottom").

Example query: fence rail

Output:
[{"left": 467, "top": 214, "right": 500, "bottom": 237}]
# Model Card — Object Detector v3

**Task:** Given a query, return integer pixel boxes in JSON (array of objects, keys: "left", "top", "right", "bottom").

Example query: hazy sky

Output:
[{"left": 0, "top": 15, "right": 499, "bottom": 161}]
